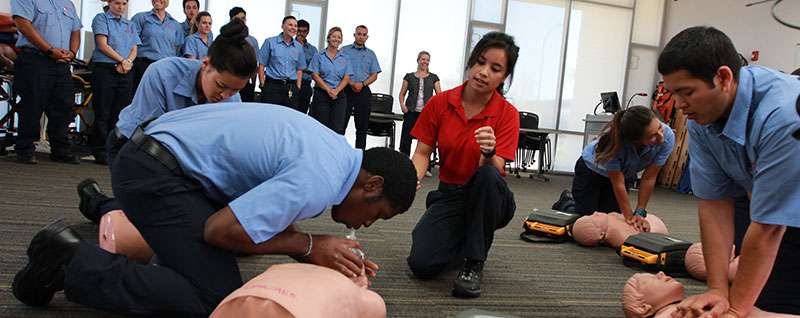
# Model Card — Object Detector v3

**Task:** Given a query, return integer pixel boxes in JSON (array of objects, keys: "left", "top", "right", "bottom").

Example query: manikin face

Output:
[
  {"left": 327, "top": 30, "right": 342, "bottom": 49},
  {"left": 108, "top": 0, "right": 128, "bottom": 17},
  {"left": 195, "top": 15, "right": 212, "bottom": 35},
  {"left": 662, "top": 69, "right": 734, "bottom": 125},
  {"left": 634, "top": 272, "right": 684, "bottom": 310},
  {"left": 198, "top": 59, "right": 249, "bottom": 103},
  {"left": 282, "top": 18, "right": 298, "bottom": 38},
  {"left": 417, "top": 54, "right": 430, "bottom": 71},
  {"left": 638, "top": 118, "right": 665, "bottom": 147},
  {"left": 354, "top": 27, "right": 369, "bottom": 47},
  {"left": 466, "top": 47, "right": 509, "bottom": 96},
  {"left": 183, "top": 0, "right": 198, "bottom": 20},
  {"left": 151, "top": 0, "right": 169, "bottom": 10},
  {"left": 573, "top": 212, "right": 608, "bottom": 247}
]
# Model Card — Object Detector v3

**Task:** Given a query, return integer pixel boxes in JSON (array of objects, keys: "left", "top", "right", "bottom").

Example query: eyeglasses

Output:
[{"left": 297, "top": 29, "right": 309, "bottom": 33}]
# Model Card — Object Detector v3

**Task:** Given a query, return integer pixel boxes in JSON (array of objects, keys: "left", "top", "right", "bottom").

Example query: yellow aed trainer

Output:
[
  {"left": 617, "top": 232, "right": 692, "bottom": 277},
  {"left": 520, "top": 209, "right": 580, "bottom": 243}
]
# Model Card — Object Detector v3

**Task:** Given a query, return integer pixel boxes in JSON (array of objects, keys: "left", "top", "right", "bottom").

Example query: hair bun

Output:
[{"left": 218, "top": 18, "right": 249, "bottom": 44}]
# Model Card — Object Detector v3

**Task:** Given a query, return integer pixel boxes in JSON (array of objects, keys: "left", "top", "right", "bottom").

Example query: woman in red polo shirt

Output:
[{"left": 405, "top": 32, "right": 520, "bottom": 299}]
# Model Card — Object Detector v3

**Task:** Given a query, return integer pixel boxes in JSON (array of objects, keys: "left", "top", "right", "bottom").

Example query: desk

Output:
[
  {"left": 520, "top": 127, "right": 558, "bottom": 134},
  {"left": 370, "top": 112, "right": 403, "bottom": 121}
]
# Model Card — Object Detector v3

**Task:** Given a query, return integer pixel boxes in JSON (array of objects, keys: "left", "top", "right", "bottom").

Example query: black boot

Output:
[
  {"left": 77, "top": 178, "right": 107, "bottom": 224},
  {"left": 13, "top": 219, "right": 83, "bottom": 307},
  {"left": 451, "top": 259, "right": 484, "bottom": 298},
  {"left": 552, "top": 189, "right": 575, "bottom": 211}
]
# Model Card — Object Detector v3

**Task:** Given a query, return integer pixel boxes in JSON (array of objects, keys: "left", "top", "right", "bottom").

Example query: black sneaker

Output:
[
  {"left": 15, "top": 153, "right": 37, "bottom": 164},
  {"left": 50, "top": 153, "right": 80, "bottom": 164},
  {"left": 77, "top": 178, "right": 106, "bottom": 224},
  {"left": 12, "top": 219, "right": 83, "bottom": 307},
  {"left": 451, "top": 259, "right": 484, "bottom": 298},
  {"left": 552, "top": 189, "right": 574, "bottom": 211}
]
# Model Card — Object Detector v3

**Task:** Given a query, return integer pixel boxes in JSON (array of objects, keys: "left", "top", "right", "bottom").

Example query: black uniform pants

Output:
[
  {"left": 12, "top": 52, "right": 74, "bottom": 156},
  {"left": 344, "top": 86, "right": 372, "bottom": 149},
  {"left": 399, "top": 111, "right": 421, "bottom": 155},
  {"left": 64, "top": 139, "right": 241, "bottom": 317},
  {"left": 731, "top": 185, "right": 800, "bottom": 313},
  {"left": 571, "top": 157, "right": 632, "bottom": 216},
  {"left": 297, "top": 81, "right": 313, "bottom": 114},
  {"left": 407, "top": 166, "right": 516, "bottom": 279},
  {"left": 311, "top": 87, "right": 346, "bottom": 134},
  {"left": 260, "top": 81, "right": 299, "bottom": 109},
  {"left": 131, "top": 57, "right": 155, "bottom": 96},
  {"left": 89, "top": 64, "right": 133, "bottom": 158}
]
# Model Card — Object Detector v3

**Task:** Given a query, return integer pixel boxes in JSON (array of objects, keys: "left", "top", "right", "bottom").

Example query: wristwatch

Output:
[
  {"left": 46, "top": 47, "right": 54, "bottom": 56},
  {"left": 481, "top": 148, "right": 496, "bottom": 158},
  {"left": 633, "top": 209, "right": 647, "bottom": 218},
  {"left": 361, "top": 81, "right": 368, "bottom": 87},
  {"left": 124, "top": 58, "right": 133, "bottom": 65}
]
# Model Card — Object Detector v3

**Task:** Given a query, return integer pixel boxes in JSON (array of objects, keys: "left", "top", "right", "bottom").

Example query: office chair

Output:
[
  {"left": 366, "top": 93, "right": 396, "bottom": 149},
  {"left": 515, "top": 111, "right": 551, "bottom": 181}
]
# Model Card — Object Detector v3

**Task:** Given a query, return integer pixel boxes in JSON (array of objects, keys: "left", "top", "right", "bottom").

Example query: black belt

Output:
[
  {"left": 264, "top": 77, "right": 293, "bottom": 86},
  {"left": 301, "top": 80, "right": 312, "bottom": 85},
  {"left": 129, "top": 126, "right": 179, "bottom": 171},
  {"left": 438, "top": 181, "right": 464, "bottom": 193},
  {"left": 20, "top": 47, "right": 50, "bottom": 57}
]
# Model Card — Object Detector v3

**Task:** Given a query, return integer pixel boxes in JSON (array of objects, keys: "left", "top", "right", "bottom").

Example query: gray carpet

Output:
[{"left": 0, "top": 147, "right": 707, "bottom": 317}]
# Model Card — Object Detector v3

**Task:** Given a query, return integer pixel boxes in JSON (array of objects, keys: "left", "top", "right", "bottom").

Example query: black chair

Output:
[
  {"left": 366, "top": 93, "right": 397, "bottom": 149},
  {"left": 514, "top": 111, "right": 552, "bottom": 181}
]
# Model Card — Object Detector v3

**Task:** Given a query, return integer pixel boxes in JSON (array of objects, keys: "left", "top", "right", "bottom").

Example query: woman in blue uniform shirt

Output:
[
  {"left": 89, "top": 0, "right": 140, "bottom": 165},
  {"left": 105, "top": 19, "right": 257, "bottom": 168},
  {"left": 571, "top": 105, "right": 674, "bottom": 231},
  {"left": 183, "top": 11, "right": 212, "bottom": 60},
  {"left": 131, "top": 0, "right": 183, "bottom": 94},
  {"left": 309, "top": 27, "right": 353, "bottom": 134}
]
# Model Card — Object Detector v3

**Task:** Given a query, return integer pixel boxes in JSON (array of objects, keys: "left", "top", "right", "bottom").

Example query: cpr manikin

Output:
[
  {"left": 622, "top": 272, "right": 798, "bottom": 318},
  {"left": 572, "top": 212, "right": 668, "bottom": 248},
  {"left": 210, "top": 263, "right": 386, "bottom": 318},
  {"left": 684, "top": 242, "right": 739, "bottom": 282},
  {"left": 98, "top": 210, "right": 154, "bottom": 264}
]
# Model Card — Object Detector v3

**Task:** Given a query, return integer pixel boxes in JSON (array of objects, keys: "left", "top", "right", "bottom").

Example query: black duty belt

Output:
[{"left": 129, "top": 126, "right": 179, "bottom": 171}]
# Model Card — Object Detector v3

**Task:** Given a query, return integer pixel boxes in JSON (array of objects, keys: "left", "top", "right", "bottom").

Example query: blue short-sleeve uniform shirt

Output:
[
  {"left": 340, "top": 44, "right": 381, "bottom": 83},
  {"left": 144, "top": 103, "right": 363, "bottom": 244},
  {"left": 90, "top": 10, "right": 141, "bottom": 64},
  {"left": 132, "top": 10, "right": 184, "bottom": 60},
  {"left": 301, "top": 41, "right": 318, "bottom": 81},
  {"left": 308, "top": 50, "right": 353, "bottom": 89},
  {"left": 257, "top": 33, "right": 307, "bottom": 80},
  {"left": 246, "top": 35, "right": 259, "bottom": 56},
  {"left": 183, "top": 33, "right": 212, "bottom": 60},
  {"left": 115, "top": 57, "right": 241, "bottom": 138},
  {"left": 12, "top": 0, "right": 82, "bottom": 50},
  {"left": 688, "top": 66, "right": 800, "bottom": 228},
  {"left": 581, "top": 122, "right": 675, "bottom": 180}
]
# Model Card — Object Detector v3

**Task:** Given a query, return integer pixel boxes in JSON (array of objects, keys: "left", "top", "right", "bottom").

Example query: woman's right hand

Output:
[
  {"left": 401, "top": 105, "right": 408, "bottom": 113},
  {"left": 328, "top": 88, "right": 338, "bottom": 99}
]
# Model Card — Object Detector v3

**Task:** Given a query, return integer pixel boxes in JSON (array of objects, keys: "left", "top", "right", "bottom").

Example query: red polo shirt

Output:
[{"left": 412, "top": 82, "right": 520, "bottom": 185}]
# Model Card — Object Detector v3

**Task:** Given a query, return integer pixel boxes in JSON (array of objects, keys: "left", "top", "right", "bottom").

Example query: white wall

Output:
[
  {"left": 663, "top": 0, "right": 800, "bottom": 73},
  {"left": 1, "top": 2, "right": 10, "bottom": 13}
]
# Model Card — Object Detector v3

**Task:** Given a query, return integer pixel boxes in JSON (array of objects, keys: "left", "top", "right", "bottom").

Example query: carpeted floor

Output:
[{"left": 0, "top": 145, "right": 707, "bottom": 317}]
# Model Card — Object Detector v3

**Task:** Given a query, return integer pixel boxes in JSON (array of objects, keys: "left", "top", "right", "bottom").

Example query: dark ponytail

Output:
[
  {"left": 594, "top": 105, "right": 656, "bottom": 165},
  {"left": 207, "top": 18, "right": 258, "bottom": 79},
  {"left": 466, "top": 31, "right": 519, "bottom": 96}
]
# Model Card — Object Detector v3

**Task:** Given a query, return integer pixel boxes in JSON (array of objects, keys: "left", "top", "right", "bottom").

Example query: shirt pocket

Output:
[{"left": 59, "top": 6, "right": 76, "bottom": 30}]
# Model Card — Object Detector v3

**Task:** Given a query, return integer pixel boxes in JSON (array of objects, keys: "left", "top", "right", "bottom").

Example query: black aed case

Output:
[
  {"left": 617, "top": 232, "right": 692, "bottom": 276},
  {"left": 521, "top": 209, "right": 580, "bottom": 243}
]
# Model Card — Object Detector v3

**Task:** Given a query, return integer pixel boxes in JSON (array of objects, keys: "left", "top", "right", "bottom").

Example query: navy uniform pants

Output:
[
  {"left": 89, "top": 63, "right": 133, "bottom": 158},
  {"left": 64, "top": 138, "right": 241, "bottom": 317},
  {"left": 260, "top": 81, "right": 299, "bottom": 109},
  {"left": 407, "top": 166, "right": 516, "bottom": 279},
  {"left": 571, "top": 157, "right": 633, "bottom": 216},
  {"left": 344, "top": 86, "right": 372, "bottom": 149},
  {"left": 13, "top": 52, "right": 74, "bottom": 156}
]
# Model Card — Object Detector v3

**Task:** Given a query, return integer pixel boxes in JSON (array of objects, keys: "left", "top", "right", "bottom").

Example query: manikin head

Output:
[
  {"left": 210, "top": 263, "right": 386, "bottom": 318},
  {"left": 622, "top": 271, "right": 684, "bottom": 318},
  {"left": 684, "top": 243, "right": 737, "bottom": 282},
  {"left": 572, "top": 212, "right": 608, "bottom": 247}
]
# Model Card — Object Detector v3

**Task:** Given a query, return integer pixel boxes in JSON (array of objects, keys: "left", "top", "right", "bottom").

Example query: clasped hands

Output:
[{"left": 298, "top": 235, "right": 377, "bottom": 285}]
